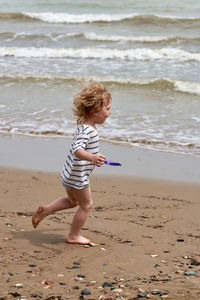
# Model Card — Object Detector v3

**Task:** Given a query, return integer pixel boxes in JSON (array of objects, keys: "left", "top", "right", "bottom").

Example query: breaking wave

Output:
[
  {"left": 2, "top": 31, "right": 200, "bottom": 44},
  {"left": 1, "top": 12, "right": 200, "bottom": 24},
  {"left": 1, "top": 46, "right": 200, "bottom": 63},
  {"left": 1, "top": 73, "right": 200, "bottom": 96}
]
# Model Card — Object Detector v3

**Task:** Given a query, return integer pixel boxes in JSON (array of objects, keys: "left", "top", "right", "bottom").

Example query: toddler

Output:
[{"left": 32, "top": 81, "right": 112, "bottom": 245}]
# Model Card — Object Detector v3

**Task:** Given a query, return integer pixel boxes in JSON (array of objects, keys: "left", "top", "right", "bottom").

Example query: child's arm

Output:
[{"left": 75, "top": 149, "right": 105, "bottom": 167}]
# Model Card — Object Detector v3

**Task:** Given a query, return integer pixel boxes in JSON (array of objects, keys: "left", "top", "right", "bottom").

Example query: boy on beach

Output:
[{"left": 32, "top": 81, "right": 112, "bottom": 245}]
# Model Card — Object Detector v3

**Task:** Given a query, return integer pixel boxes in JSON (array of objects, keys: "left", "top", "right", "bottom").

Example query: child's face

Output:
[{"left": 94, "top": 99, "right": 112, "bottom": 125}]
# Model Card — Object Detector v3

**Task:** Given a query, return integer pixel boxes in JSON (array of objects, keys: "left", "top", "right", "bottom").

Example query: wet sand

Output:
[{"left": 1, "top": 163, "right": 200, "bottom": 299}]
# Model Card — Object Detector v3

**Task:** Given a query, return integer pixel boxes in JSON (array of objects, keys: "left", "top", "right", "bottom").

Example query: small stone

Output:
[
  {"left": 72, "top": 266, "right": 80, "bottom": 269},
  {"left": 184, "top": 271, "right": 196, "bottom": 276},
  {"left": 154, "top": 264, "right": 161, "bottom": 267},
  {"left": 73, "top": 285, "right": 79, "bottom": 289},
  {"left": 100, "top": 247, "right": 106, "bottom": 251},
  {"left": 15, "top": 283, "right": 23, "bottom": 288},
  {"left": 160, "top": 291, "right": 169, "bottom": 296},
  {"left": 6, "top": 222, "right": 13, "bottom": 226},
  {"left": 31, "top": 293, "right": 43, "bottom": 298},
  {"left": 29, "top": 264, "right": 36, "bottom": 267},
  {"left": 137, "top": 291, "right": 147, "bottom": 298},
  {"left": 99, "top": 296, "right": 115, "bottom": 300},
  {"left": 102, "top": 282, "right": 112, "bottom": 288},
  {"left": 57, "top": 274, "right": 64, "bottom": 277},
  {"left": 81, "top": 288, "right": 91, "bottom": 295},
  {"left": 152, "top": 289, "right": 161, "bottom": 295},
  {"left": 75, "top": 276, "right": 84, "bottom": 281},
  {"left": 113, "top": 288, "right": 123, "bottom": 293},
  {"left": 77, "top": 274, "right": 85, "bottom": 278},
  {"left": 73, "top": 262, "right": 80, "bottom": 265},
  {"left": 8, "top": 272, "right": 14, "bottom": 276},
  {"left": 177, "top": 238, "right": 184, "bottom": 242},
  {"left": 151, "top": 254, "right": 158, "bottom": 258}
]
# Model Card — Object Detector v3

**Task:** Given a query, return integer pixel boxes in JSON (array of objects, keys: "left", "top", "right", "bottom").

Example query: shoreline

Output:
[{"left": 0, "top": 134, "right": 200, "bottom": 184}]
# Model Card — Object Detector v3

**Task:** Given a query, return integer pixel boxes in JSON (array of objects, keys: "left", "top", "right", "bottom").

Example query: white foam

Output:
[
  {"left": 84, "top": 32, "right": 177, "bottom": 43},
  {"left": 22, "top": 12, "right": 138, "bottom": 23},
  {"left": 22, "top": 12, "right": 200, "bottom": 24},
  {"left": 174, "top": 80, "right": 200, "bottom": 95},
  {"left": 1, "top": 47, "right": 200, "bottom": 62}
]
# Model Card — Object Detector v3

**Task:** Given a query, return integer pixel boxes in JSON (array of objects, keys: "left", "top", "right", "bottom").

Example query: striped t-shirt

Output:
[{"left": 61, "top": 124, "right": 99, "bottom": 189}]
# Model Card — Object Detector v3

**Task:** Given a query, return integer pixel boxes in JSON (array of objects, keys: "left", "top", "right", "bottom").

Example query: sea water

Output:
[{"left": 0, "top": 0, "right": 200, "bottom": 155}]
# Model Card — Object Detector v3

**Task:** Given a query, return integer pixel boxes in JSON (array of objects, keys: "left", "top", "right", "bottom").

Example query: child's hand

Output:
[{"left": 92, "top": 153, "right": 106, "bottom": 167}]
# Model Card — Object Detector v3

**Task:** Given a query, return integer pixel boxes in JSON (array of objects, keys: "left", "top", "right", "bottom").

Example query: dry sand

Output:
[{"left": 1, "top": 167, "right": 200, "bottom": 299}]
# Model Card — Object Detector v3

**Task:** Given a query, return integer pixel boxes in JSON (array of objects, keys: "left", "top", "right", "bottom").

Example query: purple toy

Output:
[{"left": 104, "top": 159, "right": 121, "bottom": 166}]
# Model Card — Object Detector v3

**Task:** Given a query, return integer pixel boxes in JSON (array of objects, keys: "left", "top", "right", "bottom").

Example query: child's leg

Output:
[
  {"left": 66, "top": 186, "right": 93, "bottom": 244},
  {"left": 32, "top": 189, "right": 78, "bottom": 228}
]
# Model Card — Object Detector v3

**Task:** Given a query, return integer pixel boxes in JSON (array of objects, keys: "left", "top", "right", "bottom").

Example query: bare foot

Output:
[
  {"left": 66, "top": 235, "right": 93, "bottom": 245},
  {"left": 32, "top": 206, "right": 48, "bottom": 228}
]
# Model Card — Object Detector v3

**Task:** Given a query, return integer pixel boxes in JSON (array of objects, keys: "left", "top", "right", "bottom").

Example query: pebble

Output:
[
  {"left": 152, "top": 289, "right": 161, "bottom": 295},
  {"left": 31, "top": 293, "right": 43, "bottom": 298},
  {"left": 75, "top": 276, "right": 84, "bottom": 281},
  {"left": 184, "top": 271, "right": 196, "bottom": 276},
  {"left": 137, "top": 291, "right": 147, "bottom": 298},
  {"left": 73, "top": 262, "right": 80, "bottom": 265},
  {"left": 102, "top": 282, "right": 112, "bottom": 287},
  {"left": 154, "top": 264, "right": 161, "bottom": 267},
  {"left": 100, "top": 247, "right": 106, "bottom": 251},
  {"left": 98, "top": 296, "right": 115, "bottom": 300},
  {"left": 15, "top": 283, "right": 23, "bottom": 288},
  {"left": 81, "top": 288, "right": 91, "bottom": 295},
  {"left": 160, "top": 291, "right": 169, "bottom": 296},
  {"left": 77, "top": 274, "right": 85, "bottom": 278},
  {"left": 73, "top": 285, "right": 79, "bottom": 289},
  {"left": 177, "top": 238, "right": 184, "bottom": 242},
  {"left": 151, "top": 254, "right": 158, "bottom": 258},
  {"left": 113, "top": 288, "right": 123, "bottom": 293},
  {"left": 6, "top": 222, "right": 13, "bottom": 226},
  {"left": 29, "top": 264, "right": 36, "bottom": 267}
]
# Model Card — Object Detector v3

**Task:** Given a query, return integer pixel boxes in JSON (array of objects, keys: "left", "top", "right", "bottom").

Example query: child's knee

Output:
[{"left": 83, "top": 199, "right": 93, "bottom": 212}]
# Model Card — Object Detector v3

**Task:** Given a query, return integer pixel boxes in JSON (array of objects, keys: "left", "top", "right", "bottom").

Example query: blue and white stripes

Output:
[{"left": 61, "top": 125, "right": 99, "bottom": 189}]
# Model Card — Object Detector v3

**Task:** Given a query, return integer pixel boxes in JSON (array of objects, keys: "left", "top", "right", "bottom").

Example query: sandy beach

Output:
[{"left": 0, "top": 137, "right": 200, "bottom": 299}]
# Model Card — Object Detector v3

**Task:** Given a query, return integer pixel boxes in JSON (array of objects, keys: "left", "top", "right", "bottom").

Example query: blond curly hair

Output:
[{"left": 72, "top": 81, "right": 111, "bottom": 124}]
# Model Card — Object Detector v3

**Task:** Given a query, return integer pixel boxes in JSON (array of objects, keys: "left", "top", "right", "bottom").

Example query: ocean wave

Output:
[
  {"left": 0, "top": 127, "right": 199, "bottom": 156},
  {"left": 2, "top": 31, "right": 200, "bottom": 44},
  {"left": 1, "top": 73, "right": 200, "bottom": 96},
  {"left": 21, "top": 12, "right": 200, "bottom": 24},
  {"left": 1, "top": 12, "right": 200, "bottom": 24},
  {"left": 1, "top": 46, "right": 200, "bottom": 63},
  {"left": 84, "top": 32, "right": 200, "bottom": 43}
]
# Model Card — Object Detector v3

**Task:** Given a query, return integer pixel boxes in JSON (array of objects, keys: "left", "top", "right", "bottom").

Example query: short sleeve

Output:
[{"left": 72, "top": 129, "right": 89, "bottom": 154}]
